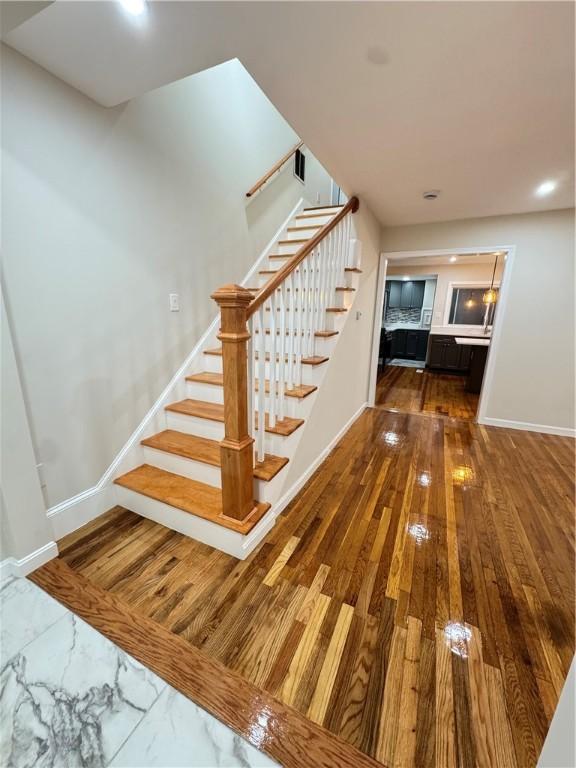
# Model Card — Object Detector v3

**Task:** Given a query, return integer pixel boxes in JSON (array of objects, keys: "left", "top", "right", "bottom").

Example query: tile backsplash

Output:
[{"left": 385, "top": 307, "right": 421, "bottom": 324}]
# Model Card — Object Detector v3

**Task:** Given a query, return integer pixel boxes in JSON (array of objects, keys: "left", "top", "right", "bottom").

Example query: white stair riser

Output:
[
  {"left": 114, "top": 485, "right": 274, "bottom": 560},
  {"left": 183, "top": 382, "right": 309, "bottom": 419},
  {"left": 276, "top": 241, "right": 302, "bottom": 255},
  {"left": 165, "top": 411, "right": 225, "bottom": 441},
  {"left": 141, "top": 445, "right": 283, "bottom": 505},
  {"left": 294, "top": 214, "right": 336, "bottom": 227},
  {"left": 185, "top": 381, "right": 224, "bottom": 404},
  {"left": 285, "top": 227, "right": 321, "bottom": 240},
  {"left": 301, "top": 206, "right": 344, "bottom": 216},
  {"left": 165, "top": 410, "right": 300, "bottom": 455},
  {"left": 259, "top": 334, "right": 337, "bottom": 356},
  {"left": 258, "top": 273, "right": 355, "bottom": 292},
  {"left": 143, "top": 445, "right": 222, "bottom": 487},
  {"left": 202, "top": 354, "right": 224, "bottom": 374},
  {"left": 200, "top": 345, "right": 335, "bottom": 374}
]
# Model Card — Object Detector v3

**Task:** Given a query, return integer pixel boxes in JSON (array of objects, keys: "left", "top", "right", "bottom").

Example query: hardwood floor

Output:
[
  {"left": 33, "top": 408, "right": 574, "bottom": 767},
  {"left": 376, "top": 365, "right": 480, "bottom": 420}
]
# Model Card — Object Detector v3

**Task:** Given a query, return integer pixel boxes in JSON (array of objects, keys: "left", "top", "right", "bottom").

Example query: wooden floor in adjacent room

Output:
[
  {"left": 376, "top": 365, "right": 480, "bottom": 420},
  {"left": 34, "top": 408, "right": 574, "bottom": 767}
]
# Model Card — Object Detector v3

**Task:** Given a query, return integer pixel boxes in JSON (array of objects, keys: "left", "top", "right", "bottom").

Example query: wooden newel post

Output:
[{"left": 210, "top": 284, "right": 255, "bottom": 521}]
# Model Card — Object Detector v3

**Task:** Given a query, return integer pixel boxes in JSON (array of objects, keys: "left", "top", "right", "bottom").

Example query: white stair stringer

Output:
[{"left": 111, "top": 201, "right": 362, "bottom": 559}]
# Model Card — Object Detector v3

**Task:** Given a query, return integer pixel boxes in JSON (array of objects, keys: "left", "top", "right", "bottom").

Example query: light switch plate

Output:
[{"left": 169, "top": 293, "right": 179, "bottom": 312}]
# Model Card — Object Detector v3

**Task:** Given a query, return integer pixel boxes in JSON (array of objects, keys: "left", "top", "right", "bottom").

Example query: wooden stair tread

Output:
[
  {"left": 165, "top": 399, "right": 224, "bottom": 421},
  {"left": 255, "top": 329, "right": 338, "bottom": 338},
  {"left": 254, "top": 354, "right": 328, "bottom": 366},
  {"left": 204, "top": 347, "right": 223, "bottom": 356},
  {"left": 166, "top": 398, "right": 303, "bottom": 435},
  {"left": 141, "top": 430, "right": 288, "bottom": 481},
  {"left": 295, "top": 211, "right": 339, "bottom": 219},
  {"left": 303, "top": 204, "right": 344, "bottom": 211},
  {"left": 187, "top": 371, "right": 319, "bottom": 396},
  {"left": 286, "top": 225, "right": 323, "bottom": 231},
  {"left": 185, "top": 371, "right": 223, "bottom": 386},
  {"left": 277, "top": 239, "right": 308, "bottom": 245},
  {"left": 335, "top": 286, "right": 356, "bottom": 292},
  {"left": 255, "top": 380, "right": 317, "bottom": 398},
  {"left": 326, "top": 307, "right": 348, "bottom": 313},
  {"left": 345, "top": 267, "right": 362, "bottom": 273},
  {"left": 255, "top": 414, "right": 304, "bottom": 436},
  {"left": 114, "top": 464, "right": 269, "bottom": 534}
]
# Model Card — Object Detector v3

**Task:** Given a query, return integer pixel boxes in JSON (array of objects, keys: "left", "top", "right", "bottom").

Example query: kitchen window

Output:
[{"left": 445, "top": 283, "right": 499, "bottom": 327}]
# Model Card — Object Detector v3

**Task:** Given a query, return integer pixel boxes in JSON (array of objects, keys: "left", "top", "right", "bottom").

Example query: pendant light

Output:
[{"left": 483, "top": 253, "right": 499, "bottom": 305}]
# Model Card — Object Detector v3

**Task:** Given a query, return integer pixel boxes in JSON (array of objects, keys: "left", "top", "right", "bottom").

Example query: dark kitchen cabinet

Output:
[
  {"left": 386, "top": 280, "right": 425, "bottom": 310},
  {"left": 388, "top": 329, "right": 429, "bottom": 360},
  {"left": 411, "top": 281, "right": 425, "bottom": 309},
  {"left": 427, "top": 335, "right": 475, "bottom": 373},
  {"left": 459, "top": 344, "right": 472, "bottom": 371},
  {"left": 400, "top": 281, "right": 413, "bottom": 309},
  {"left": 391, "top": 329, "right": 407, "bottom": 357},
  {"left": 416, "top": 332, "right": 429, "bottom": 360},
  {"left": 428, "top": 337, "right": 446, "bottom": 368},
  {"left": 406, "top": 331, "right": 419, "bottom": 359},
  {"left": 387, "top": 281, "right": 402, "bottom": 308}
]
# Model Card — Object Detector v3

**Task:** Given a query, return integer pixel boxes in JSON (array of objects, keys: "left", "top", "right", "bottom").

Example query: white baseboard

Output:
[
  {"left": 271, "top": 401, "right": 368, "bottom": 520},
  {"left": 478, "top": 416, "right": 576, "bottom": 438},
  {"left": 0, "top": 540, "right": 59, "bottom": 578},
  {"left": 47, "top": 485, "right": 115, "bottom": 540},
  {"left": 0, "top": 558, "right": 17, "bottom": 579}
]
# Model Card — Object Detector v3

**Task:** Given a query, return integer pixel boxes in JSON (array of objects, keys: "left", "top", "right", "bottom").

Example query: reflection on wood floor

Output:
[
  {"left": 376, "top": 365, "right": 480, "bottom": 420},
  {"left": 43, "top": 408, "right": 574, "bottom": 767}
]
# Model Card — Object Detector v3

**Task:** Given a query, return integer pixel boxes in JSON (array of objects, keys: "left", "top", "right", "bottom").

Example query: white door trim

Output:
[{"left": 367, "top": 245, "right": 517, "bottom": 427}]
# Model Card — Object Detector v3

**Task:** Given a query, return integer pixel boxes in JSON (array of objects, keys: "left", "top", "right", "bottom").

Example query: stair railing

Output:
[
  {"left": 212, "top": 196, "right": 359, "bottom": 521},
  {"left": 246, "top": 141, "right": 303, "bottom": 198}
]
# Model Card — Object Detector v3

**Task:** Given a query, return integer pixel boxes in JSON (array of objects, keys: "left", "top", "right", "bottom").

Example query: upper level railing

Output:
[
  {"left": 245, "top": 141, "right": 303, "bottom": 198},
  {"left": 211, "top": 197, "right": 360, "bottom": 522}
]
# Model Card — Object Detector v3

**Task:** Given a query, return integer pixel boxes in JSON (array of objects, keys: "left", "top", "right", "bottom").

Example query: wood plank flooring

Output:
[
  {"left": 376, "top": 365, "right": 480, "bottom": 420},
  {"left": 34, "top": 408, "right": 575, "bottom": 767}
]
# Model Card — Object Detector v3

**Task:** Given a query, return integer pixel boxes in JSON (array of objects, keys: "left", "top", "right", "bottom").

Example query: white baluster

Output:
[
  {"left": 256, "top": 305, "right": 266, "bottom": 462},
  {"left": 295, "top": 265, "right": 303, "bottom": 385},
  {"left": 269, "top": 292, "right": 277, "bottom": 428},
  {"left": 248, "top": 314, "right": 255, "bottom": 451},
  {"left": 344, "top": 213, "right": 352, "bottom": 268},
  {"left": 311, "top": 247, "right": 320, "bottom": 354},
  {"left": 278, "top": 284, "right": 286, "bottom": 419},
  {"left": 287, "top": 272, "right": 295, "bottom": 390}
]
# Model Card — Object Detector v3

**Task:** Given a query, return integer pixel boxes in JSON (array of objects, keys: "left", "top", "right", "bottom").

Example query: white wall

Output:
[
  {"left": 387, "top": 261, "right": 504, "bottom": 330},
  {"left": 1, "top": 284, "right": 55, "bottom": 562},
  {"left": 1, "top": 45, "right": 332, "bottom": 509},
  {"left": 381, "top": 209, "right": 575, "bottom": 433}
]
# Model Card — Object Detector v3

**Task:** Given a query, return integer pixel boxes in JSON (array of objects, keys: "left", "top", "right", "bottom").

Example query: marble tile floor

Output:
[{"left": 0, "top": 576, "right": 279, "bottom": 768}]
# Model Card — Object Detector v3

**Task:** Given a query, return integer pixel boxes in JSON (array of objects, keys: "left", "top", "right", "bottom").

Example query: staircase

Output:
[{"left": 114, "top": 198, "right": 362, "bottom": 558}]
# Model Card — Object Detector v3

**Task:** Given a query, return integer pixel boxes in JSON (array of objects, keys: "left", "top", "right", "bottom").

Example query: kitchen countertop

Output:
[
  {"left": 455, "top": 337, "right": 490, "bottom": 346},
  {"left": 430, "top": 325, "right": 491, "bottom": 339},
  {"left": 383, "top": 323, "right": 431, "bottom": 332}
]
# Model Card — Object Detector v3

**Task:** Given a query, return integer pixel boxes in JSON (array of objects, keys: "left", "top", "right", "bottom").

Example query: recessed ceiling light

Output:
[
  {"left": 449, "top": 256, "right": 457, "bottom": 263},
  {"left": 119, "top": 0, "right": 146, "bottom": 16},
  {"left": 535, "top": 180, "right": 557, "bottom": 197}
]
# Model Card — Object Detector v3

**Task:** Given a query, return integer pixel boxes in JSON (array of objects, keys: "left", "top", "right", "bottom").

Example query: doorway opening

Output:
[{"left": 369, "top": 247, "right": 514, "bottom": 423}]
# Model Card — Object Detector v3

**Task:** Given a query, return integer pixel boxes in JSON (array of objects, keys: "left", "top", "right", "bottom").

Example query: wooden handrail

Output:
[
  {"left": 247, "top": 196, "right": 359, "bottom": 318},
  {"left": 246, "top": 141, "right": 304, "bottom": 198}
]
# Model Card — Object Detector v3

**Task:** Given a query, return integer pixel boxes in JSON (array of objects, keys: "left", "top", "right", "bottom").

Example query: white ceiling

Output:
[{"left": 4, "top": 1, "right": 574, "bottom": 225}]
